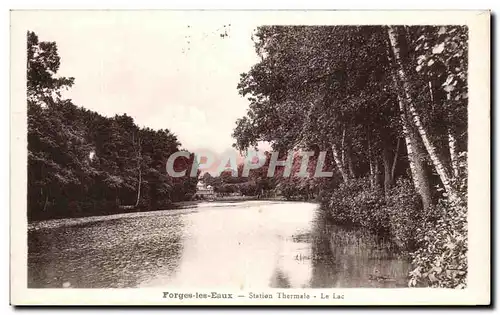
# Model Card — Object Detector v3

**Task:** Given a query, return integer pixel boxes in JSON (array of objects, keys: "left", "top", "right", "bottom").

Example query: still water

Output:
[{"left": 28, "top": 201, "right": 410, "bottom": 288}]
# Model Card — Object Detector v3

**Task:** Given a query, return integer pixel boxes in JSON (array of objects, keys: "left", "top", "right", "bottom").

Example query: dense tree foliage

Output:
[
  {"left": 233, "top": 26, "right": 468, "bottom": 288},
  {"left": 27, "top": 31, "right": 198, "bottom": 221}
]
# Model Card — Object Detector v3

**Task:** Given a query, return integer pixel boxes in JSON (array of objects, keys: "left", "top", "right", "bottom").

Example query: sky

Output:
[{"left": 22, "top": 11, "right": 269, "bottom": 156}]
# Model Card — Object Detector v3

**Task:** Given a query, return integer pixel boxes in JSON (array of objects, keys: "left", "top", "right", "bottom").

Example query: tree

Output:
[
  {"left": 27, "top": 31, "right": 199, "bottom": 220},
  {"left": 27, "top": 31, "right": 74, "bottom": 106},
  {"left": 387, "top": 26, "right": 460, "bottom": 202},
  {"left": 234, "top": 26, "right": 402, "bottom": 191},
  {"left": 233, "top": 25, "right": 468, "bottom": 212}
]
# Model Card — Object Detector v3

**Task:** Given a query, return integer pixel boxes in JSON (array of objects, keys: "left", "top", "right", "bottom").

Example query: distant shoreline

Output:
[{"left": 172, "top": 196, "right": 291, "bottom": 209}]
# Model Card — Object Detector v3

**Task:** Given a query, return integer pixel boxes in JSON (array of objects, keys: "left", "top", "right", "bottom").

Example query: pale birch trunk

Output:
[
  {"left": 447, "top": 92, "right": 459, "bottom": 179},
  {"left": 367, "top": 132, "right": 376, "bottom": 188},
  {"left": 387, "top": 26, "right": 459, "bottom": 201},
  {"left": 384, "top": 29, "right": 420, "bottom": 192},
  {"left": 406, "top": 110, "right": 434, "bottom": 210},
  {"left": 448, "top": 131, "right": 459, "bottom": 178},
  {"left": 42, "top": 194, "right": 48, "bottom": 212},
  {"left": 134, "top": 135, "right": 142, "bottom": 208},
  {"left": 430, "top": 82, "right": 458, "bottom": 179},
  {"left": 346, "top": 144, "right": 356, "bottom": 178},
  {"left": 341, "top": 124, "right": 346, "bottom": 166},
  {"left": 343, "top": 125, "right": 355, "bottom": 179},
  {"left": 394, "top": 90, "right": 433, "bottom": 210},
  {"left": 368, "top": 139, "right": 375, "bottom": 188},
  {"left": 391, "top": 137, "right": 401, "bottom": 180},
  {"left": 383, "top": 143, "right": 394, "bottom": 193},
  {"left": 332, "top": 143, "right": 350, "bottom": 183},
  {"left": 135, "top": 165, "right": 142, "bottom": 208},
  {"left": 374, "top": 157, "right": 382, "bottom": 189},
  {"left": 369, "top": 158, "right": 375, "bottom": 188},
  {"left": 385, "top": 28, "right": 432, "bottom": 209},
  {"left": 398, "top": 96, "right": 419, "bottom": 188}
]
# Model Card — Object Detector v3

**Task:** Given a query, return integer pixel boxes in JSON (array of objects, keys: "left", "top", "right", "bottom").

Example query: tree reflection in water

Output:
[
  {"left": 309, "top": 215, "right": 339, "bottom": 288},
  {"left": 309, "top": 212, "right": 411, "bottom": 288},
  {"left": 269, "top": 268, "right": 291, "bottom": 288}
]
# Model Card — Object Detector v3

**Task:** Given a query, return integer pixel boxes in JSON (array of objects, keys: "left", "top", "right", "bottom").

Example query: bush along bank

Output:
[{"left": 319, "top": 156, "right": 467, "bottom": 288}]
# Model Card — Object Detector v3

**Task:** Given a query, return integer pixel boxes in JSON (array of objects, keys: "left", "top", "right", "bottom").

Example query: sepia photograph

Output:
[{"left": 10, "top": 10, "right": 490, "bottom": 305}]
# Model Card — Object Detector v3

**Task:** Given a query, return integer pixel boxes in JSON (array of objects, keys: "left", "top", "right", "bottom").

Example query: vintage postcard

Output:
[{"left": 10, "top": 10, "right": 490, "bottom": 306}]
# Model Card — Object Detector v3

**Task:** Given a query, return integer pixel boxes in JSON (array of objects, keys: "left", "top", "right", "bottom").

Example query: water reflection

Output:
[
  {"left": 309, "top": 219, "right": 339, "bottom": 288},
  {"left": 269, "top": 268, "right": 291, "bottom": 288},
  {"left": 309, "top": 212, "right": 410, "bottom": 288},
  {"left": 28, "top": 201, "right": 410, "bottom": 288}
]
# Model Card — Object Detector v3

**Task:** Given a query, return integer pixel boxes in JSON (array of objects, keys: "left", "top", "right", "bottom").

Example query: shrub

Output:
[
  {"left": 353, "top": 187, "right": 388, "bottom": 235},
  {"left": 409, "top": 152, "right": 468, "bottom": 288},
  {"left": 321, "top": 178, "right": 387, "bottom": 234},
  {"left": 383, "top": 178, "right": 423, "bottom": 251},
  {"left": 321, "top": 177, "right": 423, "bottom": 251},
  {"left": 408, "top": 197, "right": 467, "bottom": 288}
]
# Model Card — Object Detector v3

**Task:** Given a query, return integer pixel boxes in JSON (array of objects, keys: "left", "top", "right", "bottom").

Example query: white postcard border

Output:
[{"left": 10, "top": 10, "right": 490, "bottom": 306}]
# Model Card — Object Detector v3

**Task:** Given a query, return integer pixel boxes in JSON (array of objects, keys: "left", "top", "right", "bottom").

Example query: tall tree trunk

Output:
[
  {"left": 374, "top": 157, "right": 382, "bottom": 189},
  {"left": 369, "top": 156, "right": 375, "bottom": 188},
  {"left": 383, "top": 143, "right": 393, "bottom": 194},
  {"left": 385, "top": 31, "right": 432, "bottom": 209},
  {"left": 115, "top": 192, "right": 120, "bottom": 206},
  {"left": 387, "top": 26, "right": 459, "bottom": 202},
  {"left": 447, "top": 92, "right": 459, "bottom": 179},
  {"left": 341, "top": 124, "right": 346, "bottom": 166},
  {"left": 431, "top": 82, "right": 458, "bottom": 180},
  {"left": 406, "top": 112, "right": 434, "bottom": 210},
  {"left": 332, "top": 143, "right": 350, "bottom": 183},
  {"left": 42, "top": 193, "right": 49, "bottom": 212},
  {"left": 395, "top": 92, "right": 434, "bottom": 210},
  {"left": 346, "top": 144, "right": 356, "bottom": 178},
  {"left": 368, "top": 132, "right": 376, "bottom": 188},
  {"left": 383, "top": 32, "right": 419, "bottom": 190},
  {"left": 448, "top": 129, "right": 459, "bottom": 178},
  {"left": 134, "top": 134, "right": 142, "bottom": 208},
  {"left": 391, "top": 137, "right": 401, "bottom": 180},
  {"left": 135, "top": 167, "right": 142, "bottom": 208},
  {"left": 342, "top": 125, "right": 355, "bottom": 179}
]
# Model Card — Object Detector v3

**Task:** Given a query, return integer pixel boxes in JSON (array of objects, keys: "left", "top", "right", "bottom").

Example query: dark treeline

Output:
[
  {"left": 232, "top": 26, "right": 468, "bottom": 288},
  {"left": 27, "top": 31, "right": 198, "bottom": 221}
]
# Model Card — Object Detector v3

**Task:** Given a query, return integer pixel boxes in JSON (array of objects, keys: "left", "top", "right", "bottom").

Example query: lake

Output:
[{"left": 28, "top": 201, "right": 410, "bottom": 288}]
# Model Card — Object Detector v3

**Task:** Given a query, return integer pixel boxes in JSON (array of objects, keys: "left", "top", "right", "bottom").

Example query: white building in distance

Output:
[{"left": 195, "top": 181, "right": 215, "bottom": 199}]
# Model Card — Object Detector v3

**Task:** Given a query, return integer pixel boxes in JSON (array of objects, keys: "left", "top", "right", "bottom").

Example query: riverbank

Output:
[
  {"left": 27, "top": 207, "right": 202, "bottom": 232},
  {"left": 27, "top": 196, "right": 289, "bottom": 224}
]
